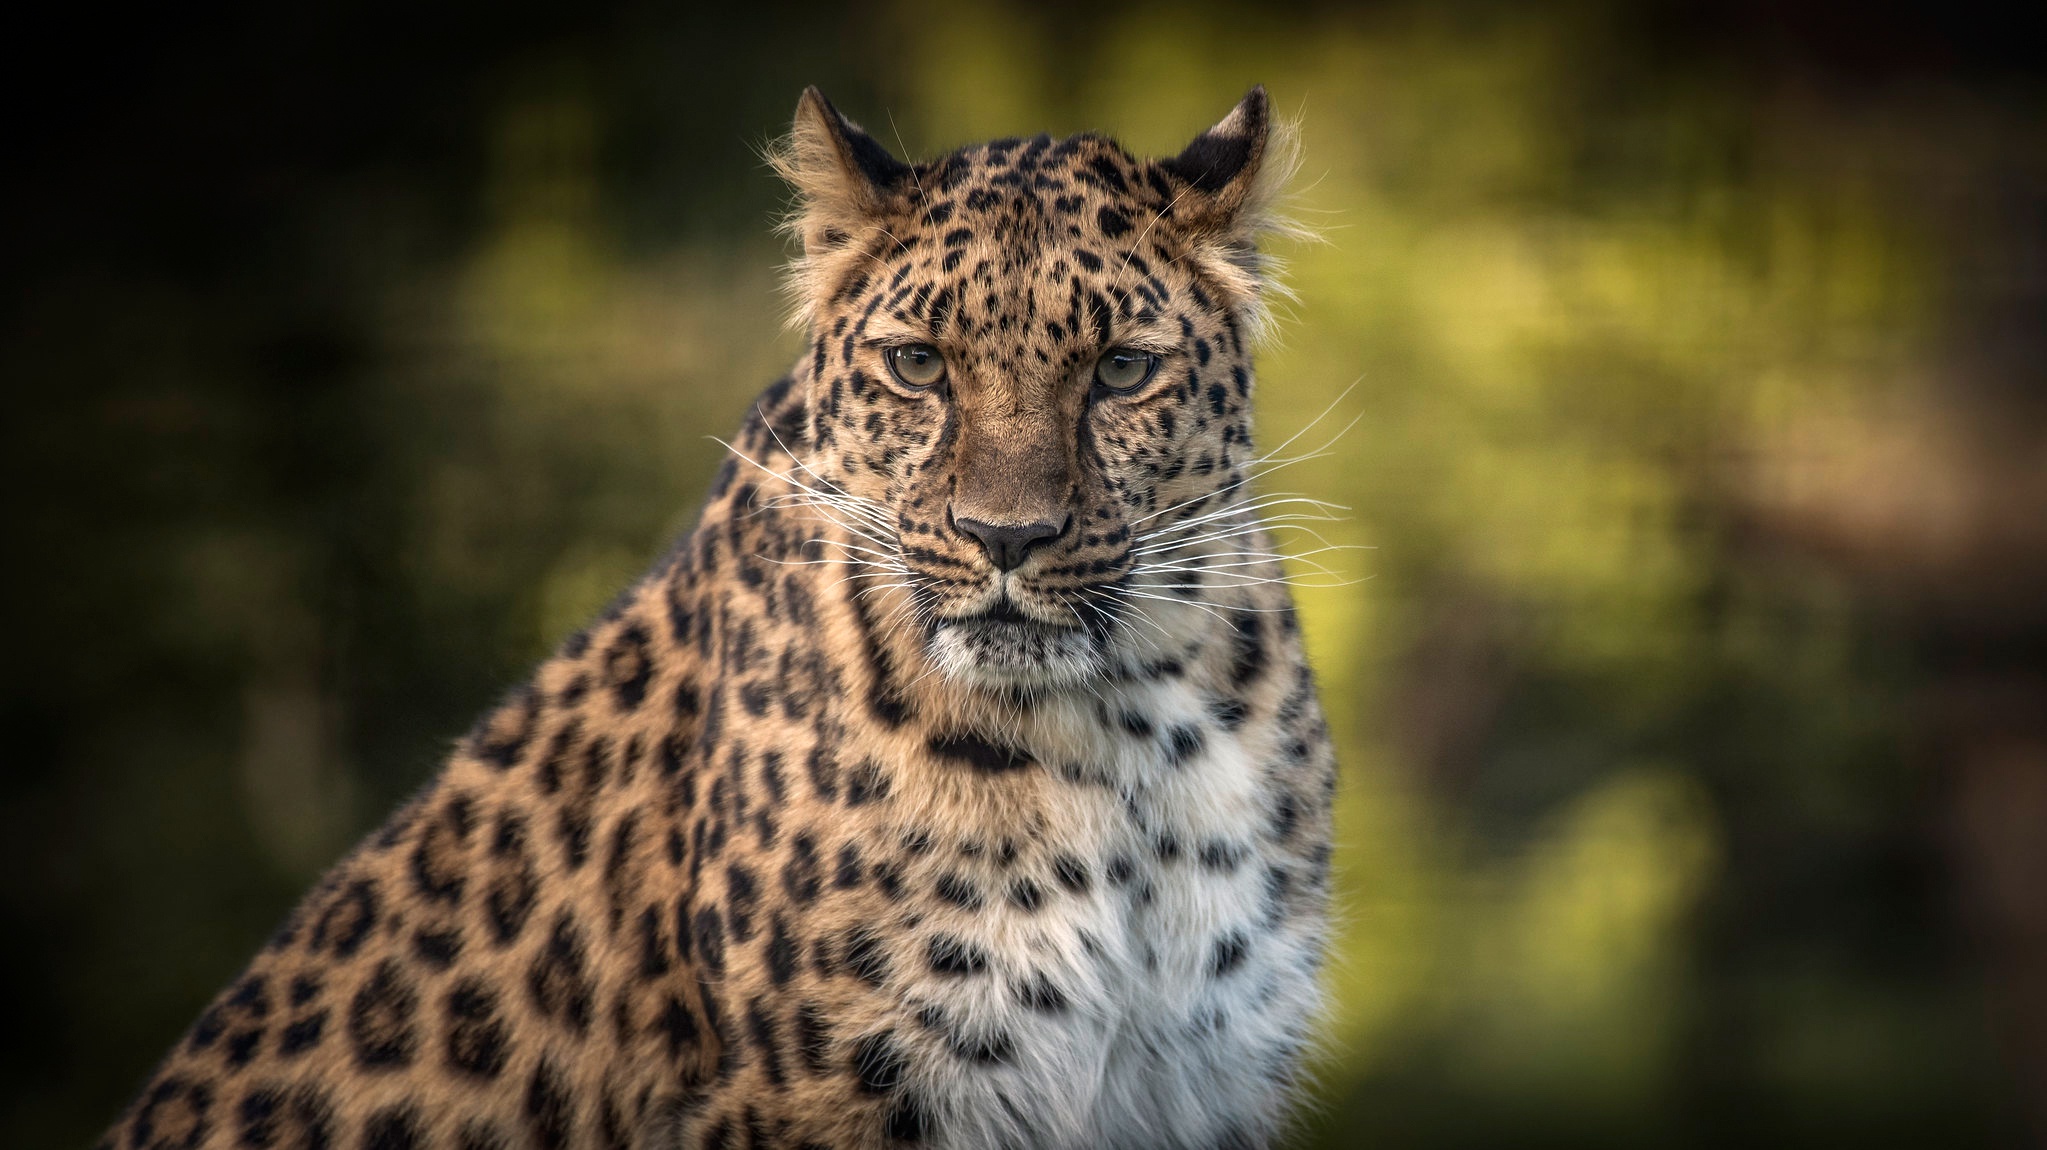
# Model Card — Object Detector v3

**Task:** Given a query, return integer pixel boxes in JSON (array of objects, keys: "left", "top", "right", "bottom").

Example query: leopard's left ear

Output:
[
  {"left": 1159, "top": 86, "right": 1305, "bottom": 344},
  {"left": 771, "top": 87, "right": 914, "bottom": 329},
  {"left": 1163, "top": 85, "right": 1272, "bottom": 208}
]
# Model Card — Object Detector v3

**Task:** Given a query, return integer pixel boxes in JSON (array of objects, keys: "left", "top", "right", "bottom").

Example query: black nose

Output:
[{"left": 952, "top": 511, "right": 1067, "bottom": 573}]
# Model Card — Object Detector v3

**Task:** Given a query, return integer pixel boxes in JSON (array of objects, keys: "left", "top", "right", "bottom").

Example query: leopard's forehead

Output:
[
  {"left": 927, "top": 134, "right": 1167, "bottom": 216},
  {"left": 828, "top": 132, "right": 1231, "bottom": 367},
  {"left": 889, "top": 133, "right": 1181, "bottom": 256}
]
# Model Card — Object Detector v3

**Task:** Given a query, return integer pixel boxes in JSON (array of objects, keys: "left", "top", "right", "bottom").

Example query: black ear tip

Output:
[{"left": 1239, "top": 86, "right": 1270, "bottom": 129}]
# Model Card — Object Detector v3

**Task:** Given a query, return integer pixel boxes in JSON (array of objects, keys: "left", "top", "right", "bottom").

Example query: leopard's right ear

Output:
[
  {"left": 771, "top": 89, "right": 913, "bottom": 326},
  {"left": 785, "top": 87, "right": 912, "bottom": 203}
]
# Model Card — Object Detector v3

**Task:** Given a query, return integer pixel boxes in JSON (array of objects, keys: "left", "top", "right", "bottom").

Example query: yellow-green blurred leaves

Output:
[
  {"left": 1463, "top": 766, "right": 1721, "bottom": 1107},
  {"left": 459, "top": 85, "right": 610, "bottom": 369}
]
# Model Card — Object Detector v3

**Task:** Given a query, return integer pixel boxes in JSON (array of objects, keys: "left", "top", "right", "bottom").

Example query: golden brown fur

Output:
[{"left": 105, "top": 87, "right": 1335, "bottom": 1150}]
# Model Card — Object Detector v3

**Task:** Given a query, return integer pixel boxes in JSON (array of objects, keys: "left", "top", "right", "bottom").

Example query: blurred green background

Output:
[{"left": 5, "top": 1, "right": 2045, "bottom": 1146}]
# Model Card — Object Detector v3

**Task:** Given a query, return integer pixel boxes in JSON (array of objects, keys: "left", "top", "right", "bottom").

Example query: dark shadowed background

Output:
[{"left": 5, "top": 1, "right": 2045, "bottom": 1146}]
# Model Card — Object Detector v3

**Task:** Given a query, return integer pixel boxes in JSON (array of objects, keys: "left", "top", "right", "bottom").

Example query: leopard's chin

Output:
[{"left": 927, "top": 617, "right": 1104, "bottom": 691}]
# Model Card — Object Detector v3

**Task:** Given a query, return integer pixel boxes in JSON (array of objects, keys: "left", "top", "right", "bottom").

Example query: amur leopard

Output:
[{"left": 106, "top": 85, "right": 1337, "bottom": 1150}]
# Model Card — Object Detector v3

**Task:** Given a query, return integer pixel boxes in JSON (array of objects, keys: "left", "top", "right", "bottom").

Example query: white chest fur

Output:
[{"left": 911, "top": 679, "right": 1322, "bottom": 1150}]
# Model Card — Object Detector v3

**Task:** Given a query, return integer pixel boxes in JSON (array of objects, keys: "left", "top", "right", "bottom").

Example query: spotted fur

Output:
[{"left": 105, "top": 86, "right": 1336, "bottom": 1150}]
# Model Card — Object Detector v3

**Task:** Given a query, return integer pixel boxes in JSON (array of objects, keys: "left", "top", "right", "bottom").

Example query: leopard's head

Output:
[{"left": 774, "top": 87, "right": 1295, "bottom": 691}]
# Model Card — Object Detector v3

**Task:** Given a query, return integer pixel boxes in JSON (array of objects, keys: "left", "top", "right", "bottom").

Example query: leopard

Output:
[{"left": 102, "top": 84, "right": 1337, "bottom": 1150}]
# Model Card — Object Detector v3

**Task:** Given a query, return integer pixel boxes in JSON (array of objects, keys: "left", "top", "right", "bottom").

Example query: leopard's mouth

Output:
[
  {"left": 971, "top": 597, "right": 1058, "bottom": 627},
  {"left": 919, "top": 580, "right": 1080, "bottom": 630},
  {"left": 925, "top": 592, "right": 1102, "bottom": 689}
]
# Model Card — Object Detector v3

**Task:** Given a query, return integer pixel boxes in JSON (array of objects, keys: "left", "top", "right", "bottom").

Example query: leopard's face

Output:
[{"left": 782, "top": 91, "right": 1282, "bottom": 690}]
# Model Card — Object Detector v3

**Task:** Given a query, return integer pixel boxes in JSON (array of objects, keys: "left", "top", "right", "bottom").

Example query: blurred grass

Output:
[{"left": 4, "top": 1, "right": 2042, "bottom": 1145}]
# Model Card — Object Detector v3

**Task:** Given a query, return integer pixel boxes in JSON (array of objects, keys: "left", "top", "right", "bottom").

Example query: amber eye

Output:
[
  {"left": 1093, "top": 348, "right": 1161, "bottom": 394},
  {"left": 885, "top": 344, "right": 947, "bottom": 389}
]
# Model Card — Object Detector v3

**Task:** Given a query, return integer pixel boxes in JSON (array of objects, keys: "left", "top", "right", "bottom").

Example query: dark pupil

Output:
[
  {"left": 1115, "top": 355, "right": 1141, "bottom": 370},
  {"left": 904, "top": 348, "right": 931, "bottom": 366}
]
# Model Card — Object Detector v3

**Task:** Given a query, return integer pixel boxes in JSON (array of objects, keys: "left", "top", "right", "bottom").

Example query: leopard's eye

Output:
[
  {"left": 1093, "top": 348, "right": 1161, "bottom": 395},
  {"left": 885, "top": 344, "right": 947, "bottom": 389}
]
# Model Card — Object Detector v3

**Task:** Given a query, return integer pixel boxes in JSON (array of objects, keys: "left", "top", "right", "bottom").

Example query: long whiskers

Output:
[
  {"left": 1128, "top": 379, "right": 1362, "bottom": 534},
  {"left": 712, "top": 379, "right": 1367, "bottom": 688},
  {"left": 714, "top": 432, "right": 912, "bottom": 593}
]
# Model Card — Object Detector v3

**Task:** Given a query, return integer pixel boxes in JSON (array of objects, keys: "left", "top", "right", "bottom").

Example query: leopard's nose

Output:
[{"left": 951, "top": 511, "right": 1068, "bottom": 573}]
